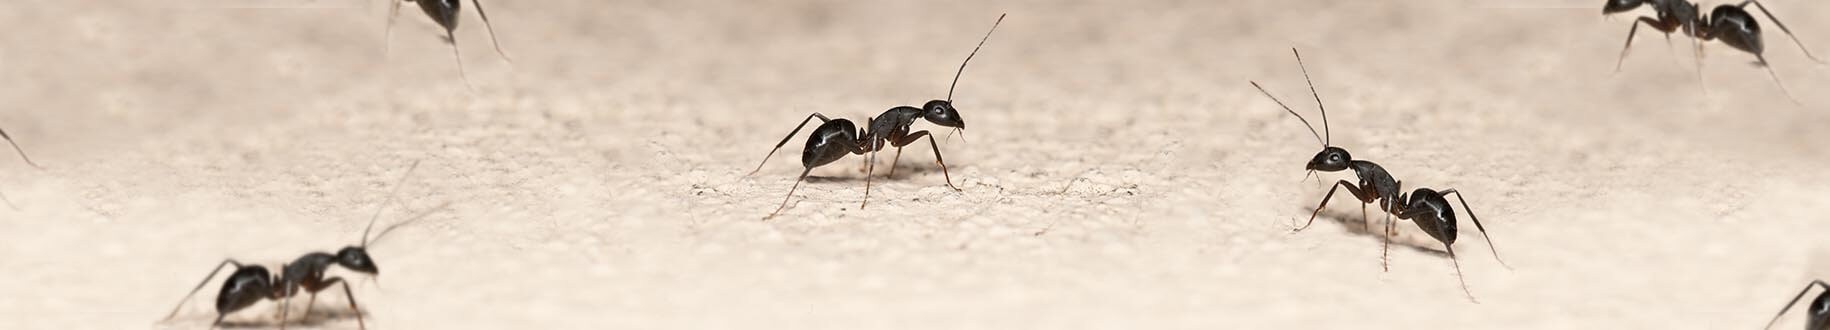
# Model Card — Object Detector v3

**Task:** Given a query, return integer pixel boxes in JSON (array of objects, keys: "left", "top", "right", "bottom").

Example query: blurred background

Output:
[{"left": 0, "top": 0, "right": 1827, "bottom": 329}]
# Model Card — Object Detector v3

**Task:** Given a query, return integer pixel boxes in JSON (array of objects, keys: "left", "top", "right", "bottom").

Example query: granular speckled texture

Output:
[{"left": 2, "top": 0, "right": 1829, "bottom": 329}]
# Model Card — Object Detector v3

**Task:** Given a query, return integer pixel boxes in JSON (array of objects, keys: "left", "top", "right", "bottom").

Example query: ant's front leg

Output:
[
  {"left": 1294, "top": 180, "right": 1376, "bottom": 232},
  {"left": 890, "top": 130, "right": 960, "bottom": 191},
  {"left": 1615, "top": 16, "right": 1679, "bottom": 72}
]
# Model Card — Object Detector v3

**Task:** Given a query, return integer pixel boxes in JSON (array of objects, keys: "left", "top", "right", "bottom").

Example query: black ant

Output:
[
  {"left": 748, "top": 13, "right": 1005, "bottom": 219},
  {"left": 0, "top": 126, "right": 42, "bottom": 210},
  {"left": 385, "top": 0, "right": 511, "bottom": 88},
  {"left": 1603, "top": 0, "right": 1825, "bottom": 100},
  {"left": 1251, "top": 48, "right": 1510, "bottom": 302},
  {"left": 162, "top": 161, "right": 449, "bottom": 329},
  {"left": 1764, "top": 279, "right": 1829, "bottom": 330}
]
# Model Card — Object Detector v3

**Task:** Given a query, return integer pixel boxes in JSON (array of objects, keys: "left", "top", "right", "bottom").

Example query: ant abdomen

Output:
[
  {"left": 1404, "top": 188, "right": 1460, "bottom": 245},
  {"left": 801, "top": 119, "right": 858, "bottom": 169},
  {"left": 215, "top": 266, "right": 272, "bottom": 314},
  {"left": 1709, "top": 5, "right": 1763, "bottom": 54}
]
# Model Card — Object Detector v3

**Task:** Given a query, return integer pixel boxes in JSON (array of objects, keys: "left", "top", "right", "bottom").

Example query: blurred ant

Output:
[
  {"left": 162, "top": 161, "right": 449, "bottom": 329},
  {"left": 1763, "top": 279, "right": 1829, "bottom": 330},
  {"left": 385, "top": 0, "right": 511, "bottom": 88},
  {"left": 1604, "top": 0, "right": 1824, "bottom": 100},
  {"left": 1252, "top": 48, "right": 1509, "bottom": 302},
  {"left": 749, "top": 14, "right": 1005, "bottom": 219}
]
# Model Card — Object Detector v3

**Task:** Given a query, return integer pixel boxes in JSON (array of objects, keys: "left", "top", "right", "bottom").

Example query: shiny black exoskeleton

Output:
[
  {"left": 1765, "top": 280, "right": 1830, "bottom": 330},
  {"left": 749, "top": 14, "right": 1003, "bottom": 219},
  {"left": 1604, "top": 0, "right": 1823, "bottom": 99},
  {"left": 386, "top": 0, "right": 510, "bottom": 87},
  {"left": 163, "top": 161, "right": 446, "bottom": 329},
  {"left": 1252, "top": 48, "right": 1508, "bottom": 302}
]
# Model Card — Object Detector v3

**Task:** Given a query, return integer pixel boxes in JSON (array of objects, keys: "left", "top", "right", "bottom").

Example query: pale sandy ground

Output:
[{"left": 2, "top": 0, "right": 1829, "bottom": 329}]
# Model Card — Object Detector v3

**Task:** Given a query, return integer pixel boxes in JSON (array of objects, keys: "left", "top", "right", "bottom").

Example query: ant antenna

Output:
[
  {"left": 362, "top": 160, "right": 423, "bottom": 247},
  {"left": 1291, "top": 48, "right": 1329, "bottom": 146},
  {"left": 948, "top": 13, "right": 1006, "bottom": 102},
  {"left": 1251, "top": 82, "right": 1323, "bottom": 147},
  {"left": 365, "top": 201, "right": 453, "bottom": 248},
  {"left": 0, "top": 127, "right": 42, "bottom": 169},
  {"left": 1250, "top": 48, "right": 1331, "bottom": 148}
]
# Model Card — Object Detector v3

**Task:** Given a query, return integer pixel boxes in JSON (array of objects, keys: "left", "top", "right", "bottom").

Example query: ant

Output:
[
  {"left": 748, "top": 13, "right": 1005, "bottom": 219},
  {"left": 1603, "top": 0, "right": 1825, "bottom": 100},
  {"left": 384, "top": 0, "right": 511, "bottom": 88},
  {"left": 1763, "top": 279, "right": 1829, "bottom": 330},
  {"left": 162, "top": 161, "right": 449, "bottom": 329},
  {"left": 0, "top": 126, "right": 43, "bottom": 210},
  {"left": 1251, "top": 48, "right": 1510, "bottom": 301}
]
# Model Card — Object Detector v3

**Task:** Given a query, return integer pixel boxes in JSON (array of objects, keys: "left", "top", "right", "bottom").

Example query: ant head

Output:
[
  {"left": 336, "top": 246, "right": 380, "bottom": 275},
  {"left": 1707, "top": 5, "right": 1764, "bottom": 55},
  {"left": 1306, "top": 147, "right": 1352, "bottom": 172},
  {"left": 922, "top": 100, "right": 965, "bottom": 129},
  {"left": 215, "top": 266, "right": 273, "bottom": 314},
  {"left": 1602, "top": 0, "right": 1645, "bottom": 14}
]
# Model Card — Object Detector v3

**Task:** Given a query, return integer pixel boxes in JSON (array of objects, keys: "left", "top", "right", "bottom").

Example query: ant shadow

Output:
[
  {"left": 214, "top": 303, "right": 367, "bottom": 329},
  {"left": 1303, "top": 208, "right": 1451, "bottom": 259}
]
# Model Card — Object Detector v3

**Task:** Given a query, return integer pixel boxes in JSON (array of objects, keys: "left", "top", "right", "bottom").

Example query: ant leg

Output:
[
  {"left": 1381, "top": 211, "right": 1395, "bottom": 272},
  {"left": 747, "top": 113, "right": 832, "bottom": 176},
  {"left": 1446, "top": 245, "right": 1479, "bottom": 303},
  {"left": 1294, "top": 180, "right": 1371, "bottom": 232},
  {"left": 892, "top": 131, "right": 960, "bottom": 191},
  {"left": 303, "top": 293, "right": 317, "bottom": 319},
  {"left": 165, "top": 259, "right": 246, "bottom": 321},
  {"left": 383, "top": 0, "right": 403, "bottom": 56},
  {"left": 1762, "top": 280, "right": 1829, "bottom": 329},
  {"left": 1438, "top": 189, "right": 1511, "bottom": 270},
  {"left": 444, "top": 28, "right": 478, "bottom": 91},
  {"left": 1615, "top": 17, "right": 1662, "bottom": 72},
  {"left": 765, "top": 168, "right": 811, "bottom": 220},
  {"left": 0, "top": 127, "right": 41, "bottom": 169},
  {"left": 1361, "top": 204, "right": 1370, "bottom": 233},
  {"left": 1753, "top": 55, "right": 1803, "bottom": 104},
  {"left": 1740, "top": 0, "right": 1825, "bottom": 63},
  {"left": 320, "top": 277, "right": 366, "bottom": 330},
  {"left": 469, "top": 0, "right": 511, "bottom": 62},
  {"left": 861, "top": 148, "right": 877, "bottom": 209},
  {"left": 886, "top": 147, "right": 903, "bottom": 177}
]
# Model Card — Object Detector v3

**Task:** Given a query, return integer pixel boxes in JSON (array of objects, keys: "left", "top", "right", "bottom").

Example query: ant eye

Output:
[{"left": 1329, "top": 154, "right": 1341, "bottom": 162}]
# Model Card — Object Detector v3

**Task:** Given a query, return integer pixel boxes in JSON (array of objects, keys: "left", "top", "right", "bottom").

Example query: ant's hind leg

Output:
[
  {"left": 1763, "top": 280, "right": 1829, "bottom": 329},
  {"left": 1740, "top": 0, "right": 1825, "bottom": 63},
  {"left": 165, "top": 259, "right": 247, "bottom": 321},
  {"left": 1446, "top": 245, "right": 1479, "bottom": 303},
  {"left": 765, "top": 168, "right": 813, "bottom": 220},
  {"left": 748, "top": 113, "right": 833, "bottom": 176}
]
